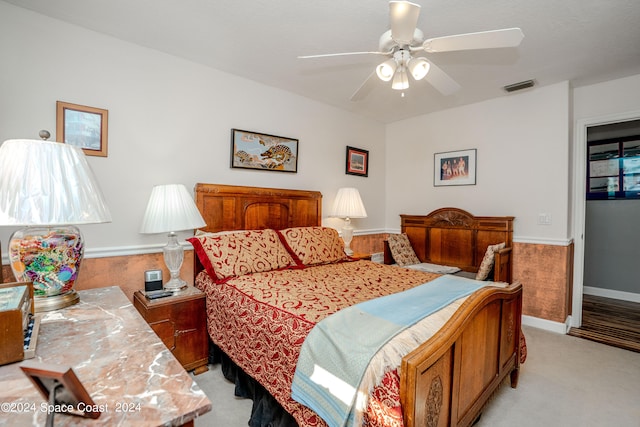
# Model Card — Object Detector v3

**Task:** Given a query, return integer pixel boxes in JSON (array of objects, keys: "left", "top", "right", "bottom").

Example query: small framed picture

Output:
[
  {"left": 20, "top": 361, "right": 101, "bottom": 419},
  {"left": 434, "top": 149, "right": 477, "bottom": 186},
  {"left": 56, "top": 101, "right": 109, "bottom": 157},
  {"left": 346, "top": 146, "right": 369, "bottom": 177},
  {"left": 230, "top": 129, "right": 298, "bottom": 173}
]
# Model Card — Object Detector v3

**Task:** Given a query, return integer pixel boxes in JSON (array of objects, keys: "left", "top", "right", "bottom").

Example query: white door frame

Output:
[{"left": 571, "top": 110, "right": 640, "bottom": 328}]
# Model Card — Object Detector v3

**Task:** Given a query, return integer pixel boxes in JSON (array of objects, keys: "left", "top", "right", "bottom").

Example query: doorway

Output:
[{"left": 570, "top": 112, "right": 640, "bottom": 350}]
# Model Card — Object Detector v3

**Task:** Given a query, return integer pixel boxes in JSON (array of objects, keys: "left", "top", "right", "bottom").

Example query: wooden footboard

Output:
[{"left": 400, "top": 282, "right": 522, "bottom": 427}]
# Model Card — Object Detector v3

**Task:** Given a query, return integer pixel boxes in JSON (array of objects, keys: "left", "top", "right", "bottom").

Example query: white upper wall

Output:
[
  {"left": 569, "top": 73, "right": 640, "bottom": 262},
  {"left": 573, "top": 74, "right": 640, "bottom": 121},
  {"left": 3, "top": 2, "right": 639, "bottom": 256},
  {"left": 0, "top": 3, "right": 386, "bottom": 253},
  {"left": 385, "top": 82, "right": 571, "bottom": 241}
]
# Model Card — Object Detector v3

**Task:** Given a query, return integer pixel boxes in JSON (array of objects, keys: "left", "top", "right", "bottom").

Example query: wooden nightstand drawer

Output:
[{"left": 133, "top": 287, "right": 209, "bottom": 375}]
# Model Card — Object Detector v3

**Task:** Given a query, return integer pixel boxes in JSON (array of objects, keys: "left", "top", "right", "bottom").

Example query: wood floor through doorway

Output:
[{"left": 568, "top": 294, "right": 640, "bottom": 353}]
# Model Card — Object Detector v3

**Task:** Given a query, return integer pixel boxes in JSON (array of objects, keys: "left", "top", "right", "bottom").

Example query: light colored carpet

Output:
[
  {"left": 190, "top": 363, "right": 253, "bottom": 427},
  {"left": 190, "top": 325, "right": 640, "bottom": 426}
]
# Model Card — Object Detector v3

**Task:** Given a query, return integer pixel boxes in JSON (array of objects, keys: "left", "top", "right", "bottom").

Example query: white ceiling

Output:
[{"left": 5, "top": 0, "right": 640, "bottom": 123}]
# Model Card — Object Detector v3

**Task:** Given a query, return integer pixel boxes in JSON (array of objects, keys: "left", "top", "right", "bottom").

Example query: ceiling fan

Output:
[{"left": 298, "top": 1, "right": 524, "bottom": 101}]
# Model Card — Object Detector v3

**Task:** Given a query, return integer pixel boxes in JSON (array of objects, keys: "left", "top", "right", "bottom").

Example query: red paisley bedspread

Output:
[
  {"left": 196, "top": 261, "right": 527, "bottom": 427},
  {"left": 196, "top": 260, "right": 440, "bottom": 427}
]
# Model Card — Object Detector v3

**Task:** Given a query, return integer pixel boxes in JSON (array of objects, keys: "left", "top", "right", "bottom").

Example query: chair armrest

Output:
[
  {"left": 383, "top": 241, "right": 395, "bottom": 265},
  {"left": 494, "top": 247, "right": 513, "bottom": 283}
]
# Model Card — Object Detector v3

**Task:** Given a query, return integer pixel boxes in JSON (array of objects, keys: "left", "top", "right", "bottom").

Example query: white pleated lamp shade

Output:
[
  {"left": 140, "top": 184, "right": 206, "bottom": 234},
  {"left": 0, "top": 139, "right": 112, "bottom": 226},
  {"left": 329, "top": 187, "right": 368, "bottom": 219}
]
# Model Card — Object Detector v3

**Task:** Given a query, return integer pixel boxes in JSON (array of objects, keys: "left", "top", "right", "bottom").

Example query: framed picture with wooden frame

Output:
[
  {"left": 20, "top": 360, "right": 102, "bottom": 419},
  {"left": 434, "top": 148, "right": 477, "bottom": 186},
  {"left": 56, "top": 101, "right": 109, "bottom": 157},
  {"left": 346, "top": 146, "right": 369, "bottom": 177}
]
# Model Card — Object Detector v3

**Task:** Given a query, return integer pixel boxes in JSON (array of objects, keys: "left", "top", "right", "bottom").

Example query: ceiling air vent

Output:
[{"left": 503, "top": 79, "right": 535, "bottom": 93}]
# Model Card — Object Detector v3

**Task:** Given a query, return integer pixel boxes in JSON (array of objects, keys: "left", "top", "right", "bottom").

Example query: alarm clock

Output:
[{"left": 144, "top": 269, "right": 163, "bottom": 292}]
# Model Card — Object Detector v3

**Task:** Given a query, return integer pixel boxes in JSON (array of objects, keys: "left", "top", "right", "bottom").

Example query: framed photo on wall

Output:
[
  {"left": 230, "top": 129, "right": 298, "bottom": 173},
  {"left": 346, "top": 146, "right": 369, "bottom": 177},
  {"left": 434, "top": 149, "right": 476, "bottom": 186},
  {"left": 56, "top": 101, "right": 109, "bottom": 157}
]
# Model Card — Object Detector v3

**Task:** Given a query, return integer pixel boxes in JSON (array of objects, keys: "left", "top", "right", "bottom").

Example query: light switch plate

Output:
[{"left": 537, "top": 213, "right": 552, "bottom": 225}]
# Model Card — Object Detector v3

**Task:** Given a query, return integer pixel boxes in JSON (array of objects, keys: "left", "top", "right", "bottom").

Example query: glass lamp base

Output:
[
  {"left": 164, "top": 278, "right": 187, "bottom": 291},
  {"left": 342, "top": 219, "right": 354, "bottom": 256},
  {"left": 9, "top": 225, "right": 84, "bottom": 312},
  {"left": 163, "top": 232, "right": 188, "bottom": 291}
]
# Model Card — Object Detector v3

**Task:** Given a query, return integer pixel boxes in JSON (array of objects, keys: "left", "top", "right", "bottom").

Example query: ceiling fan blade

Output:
[
  {"left": 350, "top": 71, "right": 378, "bottom": 102},
  {"left": 423, "top": 60, "right": 461, "bottom": 96},
  {"left": 389, "top": 1, "right": 421, "bottom": 45},
  {"left": 423, "top": 27, "right": 524, "bottom": 53},
  {"left": 298, "top": 51, "right": 390, "bottom": 59}
]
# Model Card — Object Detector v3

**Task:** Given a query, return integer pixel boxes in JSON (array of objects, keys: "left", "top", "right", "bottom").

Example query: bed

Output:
[{"left": 190, "top": 183, "right": 523, "bottom": 427}]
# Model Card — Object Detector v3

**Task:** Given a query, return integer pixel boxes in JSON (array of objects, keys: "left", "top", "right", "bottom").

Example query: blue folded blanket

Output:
[{"left": 291, "top": 274, "right": 484, "bottom": 427}]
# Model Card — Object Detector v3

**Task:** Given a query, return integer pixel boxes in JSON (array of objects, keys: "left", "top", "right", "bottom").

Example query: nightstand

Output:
[
  {"left": 133, "top": 287, "right": 209, "bottom": 375},
  {"left": 350, "top": 252, "right": 372, "bottom": 261}
]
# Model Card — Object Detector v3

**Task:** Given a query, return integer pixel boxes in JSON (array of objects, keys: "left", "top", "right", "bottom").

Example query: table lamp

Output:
[
  {"left": 329, "top": 187, "right": 367, "bottom": 256},
  {"left": 0, "top": 135, "right": 112, "bottom": 312},
  {"left": 139, "top": 184, "right": 206, "bottom": 290}
]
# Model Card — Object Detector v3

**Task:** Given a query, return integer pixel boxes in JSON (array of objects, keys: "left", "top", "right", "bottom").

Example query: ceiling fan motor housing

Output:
[{"left": 378, "top": 28, "right": 424, "bottom": 51}]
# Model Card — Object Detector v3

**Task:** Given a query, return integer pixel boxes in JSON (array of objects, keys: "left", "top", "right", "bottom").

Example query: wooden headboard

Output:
[
  {"left": 193, "top": 183, "right": 323, "bottom": 273},
  {"left": 194, "top": 183, "right": 322, "bottom": 232},
  {"left": 384, "top": 207, "right": 514, "bottom": 282}
]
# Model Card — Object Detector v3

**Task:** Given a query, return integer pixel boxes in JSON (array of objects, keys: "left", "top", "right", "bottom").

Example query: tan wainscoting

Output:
[
  {"left": 2, "top": 236, "right": 574, "bottom": 323},
  {"left": 350, "top": 233, "right": 388, "bottom": 255},
  {"left": 1, "top": 251, "right": 195, "bottom": 303},
  {"left": 512, "top": 241, "right": 574, "bottom": 323},
  {"left": 1, "top": 265, "right": 11, "bottom": 285}
]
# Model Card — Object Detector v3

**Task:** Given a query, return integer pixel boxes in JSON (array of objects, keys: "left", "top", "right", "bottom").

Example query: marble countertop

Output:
[{"left": 0, "top": 286, "right": 211, "bottom": 426}]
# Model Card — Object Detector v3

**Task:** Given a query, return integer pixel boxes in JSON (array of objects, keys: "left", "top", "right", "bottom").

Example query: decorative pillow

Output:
[
  {"left": 387, "top": 233, "right": 420, "bottom": 266},
  {"left": 475, "top": 242, "right": 506, "bottom": 281},
  {"left": 194, "top": 229, "right": 246, "bottom": 236},
  {"left": 277, "top": 227, "right": 346, "bottom": 266},
  {"left": 188, "top": 229, "right": 295, "bottom": 281}
]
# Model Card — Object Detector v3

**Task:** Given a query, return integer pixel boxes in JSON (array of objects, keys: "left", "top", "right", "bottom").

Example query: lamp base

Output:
[
  {"left": 342, "top": 218, "right": 354, "bottom": 256},
  {"left": 34, "top": 290, "right": 80, "bottom": 312},
  {"left": 163, "top": 278, "right": 187, "bottom": 291},
  {"left": 9, "top": 226, "right": 84, "bottom": 312},
  {"left": 163, "top": 232, "right": 187, "bottom": 291}
]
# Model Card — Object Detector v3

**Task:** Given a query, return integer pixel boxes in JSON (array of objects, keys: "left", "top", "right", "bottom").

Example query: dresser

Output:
[{"left": 0, "top": 286, "right": 211, "bottom": 426}]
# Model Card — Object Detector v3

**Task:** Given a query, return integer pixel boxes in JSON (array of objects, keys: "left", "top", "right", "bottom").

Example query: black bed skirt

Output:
[{"left": 209, "top": 343, "right": 299, "bottom": 427}]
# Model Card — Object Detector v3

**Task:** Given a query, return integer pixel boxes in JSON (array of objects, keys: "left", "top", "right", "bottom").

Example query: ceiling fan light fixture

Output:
[
  {"left": 408, "top": 57, "right": 430, "bottom": 80},
  {"left": 301, "top": 2, "right": 525, "bottom": 101},
  {"left": 391, "top": 67, "right": 409, "bottom": 90},
  {"left": 376, "top": 59, "right": 397, "bottom": 82}
]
